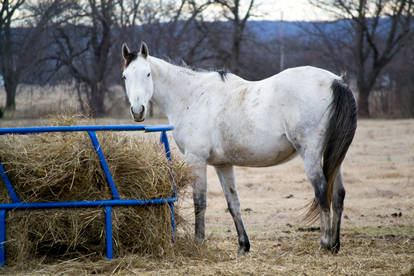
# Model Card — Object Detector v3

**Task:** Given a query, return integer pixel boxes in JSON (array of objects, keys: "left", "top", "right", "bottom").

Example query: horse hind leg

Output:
[
  {"left": 302, "top": 152, "right": 332, "bottom": 250},
  {"left": 215, "top": 165, "right": 250, "bottom": 255},
  {"left": 330, "top": 167, "right": 345, "bottom": 253}
]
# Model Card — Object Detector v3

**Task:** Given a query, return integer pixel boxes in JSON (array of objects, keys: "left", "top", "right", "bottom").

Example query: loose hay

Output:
[{"left": 0, "top": 116, "right": 194, "bottom": 266}]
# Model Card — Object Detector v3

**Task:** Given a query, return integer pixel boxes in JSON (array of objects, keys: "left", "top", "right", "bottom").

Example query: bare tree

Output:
[
  {"left": 52, "top": 0, "right": 118, "bottom": 117},
  {"left": 198, "top": 0, "right": 256, "bottom": 75},
  {"left": 118, "top": 0, "right": 214, "bottom": 117},
  {"left": 51, "top": 0, "right": 212, "bottom": 117},
  {"left": 310, "top": 0, "right": 414, "bottom": 117},
  {"left": 0, "top": 0, "right": 65, "bottom": 112},
  {"left": 0, "top": 0, "right": 26, "bottom": 111},
  {"left": 118, "top": 0, "right": 141, "bottom": 27},
  {"left": 383, "top": 43, "right": 414, "bottom": 117},
  {"left": 130, "top": 0, "right": 212, "bottom": 61},
  {"left": 164, "top": 0, "right": 212, "bottom": 61}
]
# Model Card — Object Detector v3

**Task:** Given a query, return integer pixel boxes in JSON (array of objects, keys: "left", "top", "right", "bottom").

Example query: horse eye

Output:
[
  {"left": 122, "top": 75, "right": 126, "bottom": 80},
  {"left": 147, "top": 72, "right": 151, "bottom": 77}
]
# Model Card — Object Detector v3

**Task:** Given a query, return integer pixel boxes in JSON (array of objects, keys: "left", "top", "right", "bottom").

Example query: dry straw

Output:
[{"left": 0, "top": 115, "right": 194, "bottom": 266}]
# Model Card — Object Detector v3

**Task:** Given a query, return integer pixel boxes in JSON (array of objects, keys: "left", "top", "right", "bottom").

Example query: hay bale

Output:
[{"left": 0, "top": 116, "right": 193, "bottom": 265}]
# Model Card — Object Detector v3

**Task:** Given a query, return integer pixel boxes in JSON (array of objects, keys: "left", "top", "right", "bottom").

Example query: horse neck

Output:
[{"left": 148, "top": 56, "right": 200, "bottom": 124}]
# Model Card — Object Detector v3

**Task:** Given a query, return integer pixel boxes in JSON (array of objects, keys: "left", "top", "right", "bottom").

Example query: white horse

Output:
[{"left": 121, "top": 42, "right": 357, "bottom": 254}]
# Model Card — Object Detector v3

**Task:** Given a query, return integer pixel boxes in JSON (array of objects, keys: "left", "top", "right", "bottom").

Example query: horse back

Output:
[
  {"left": 205, "top": 66, "right": 339, "bottom": 166},
  {"left": 175, "top": 66, "right": 340, "bottom": 167}
]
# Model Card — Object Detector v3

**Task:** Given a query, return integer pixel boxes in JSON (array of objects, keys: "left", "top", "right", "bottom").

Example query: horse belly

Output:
[{"left": 208, "top": 133, "right": 297, "bottom": 167}]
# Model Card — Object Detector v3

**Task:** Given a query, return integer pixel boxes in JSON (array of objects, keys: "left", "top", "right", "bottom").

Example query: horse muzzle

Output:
[{"left": 130, "top": 105, "right": 146, "bottom": 122}]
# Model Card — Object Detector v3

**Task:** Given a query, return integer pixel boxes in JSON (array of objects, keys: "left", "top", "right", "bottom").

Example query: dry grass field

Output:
[{"left": 0, "top": 116, "right": 413, "bottom": 275}]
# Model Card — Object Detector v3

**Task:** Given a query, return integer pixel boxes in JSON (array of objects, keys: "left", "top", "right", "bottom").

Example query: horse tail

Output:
[{"left": 304, "top": 79, "right": 357, "bottom": 223}]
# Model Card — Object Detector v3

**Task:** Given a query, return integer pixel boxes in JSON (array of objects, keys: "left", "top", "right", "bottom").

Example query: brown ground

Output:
[{"left": 1, "top": 118, "right": 413, "bottom": 275}]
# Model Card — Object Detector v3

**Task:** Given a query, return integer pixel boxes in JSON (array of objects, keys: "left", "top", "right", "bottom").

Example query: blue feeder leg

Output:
[
  {"left": 0, "top": 210, "right": 6, "bottom": 267},
  {"left": 0, "top": 161, "right": 20, "bottom": 203},
  {"left": 105, "top": 206, "right": 113, "bottom": 260},
  {"left": 160, "top": 131, "right": 172, "bottom": 162},
  {"left": 169, "top": 203, "right": 176, "bottom": 243},
  {"left": 88, "top": 131, "right": 120, "bottom": 200}
]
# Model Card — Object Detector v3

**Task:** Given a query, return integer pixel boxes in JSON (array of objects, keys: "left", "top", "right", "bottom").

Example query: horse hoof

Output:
[
  {"left": 237, "top": 239, "right": 250, "bottom": 256},
  {"left": 237, "top": 247, "right": 249, "bottom": 256},
  {"left": 330, "top": 242, "right": 340, "bottom": 254},
  {"left": 319, "top": 241, "right": 330, "bottom": 251},
  {"left": 195, "top": 236, "right": 205, "bottom": 244}
]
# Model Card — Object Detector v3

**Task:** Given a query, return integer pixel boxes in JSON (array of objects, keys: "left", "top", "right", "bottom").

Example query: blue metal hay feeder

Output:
[{"left": 0, "top": 125, "right": 176, "bottom": 267}]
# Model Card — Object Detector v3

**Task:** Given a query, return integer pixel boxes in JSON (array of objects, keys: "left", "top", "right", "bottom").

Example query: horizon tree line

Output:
[{"left": 1, "top": 0, "right": 413, "bottom": 117}]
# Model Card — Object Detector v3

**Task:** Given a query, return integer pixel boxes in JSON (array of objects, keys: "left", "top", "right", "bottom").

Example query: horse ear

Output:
[
  {"left": 122, "top": 43, "right": 131, "bottom": 61},
  {"left": 140, "top": 42, "right": 149, "bottom": 59}
]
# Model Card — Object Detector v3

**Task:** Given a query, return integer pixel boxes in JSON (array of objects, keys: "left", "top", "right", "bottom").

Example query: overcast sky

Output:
[{"left": 255, "top": 0, "right": 332, "bottom": 21}]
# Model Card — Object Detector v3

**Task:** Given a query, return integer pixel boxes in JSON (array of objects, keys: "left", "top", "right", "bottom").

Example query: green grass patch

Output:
[{"left": 345, "top": 225, "right": 414, "bottom": 238}]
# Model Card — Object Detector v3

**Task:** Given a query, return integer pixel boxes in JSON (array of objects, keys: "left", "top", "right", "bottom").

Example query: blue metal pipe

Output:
[
  {"left": 0, "top": 125, "right": 173, "bottom": 135},
  {"left": 159, "top": 131, "right": 177, "bottom": 199},
  {"left": 169, "top": 203, "right": 176, "bottom": 243},
  {"left": 160, "top": 131, "right": 172, "bottom": 162},
  {"left": 0, "top": 198, "right": 177, "bottom": 210},
  {"left": 87, "top": 131, "right": 120, "bottom": 200},
  {"left": 0, "top": 162, "right": 20, "bottom": 203},
  {"left": 145, "top": 125, "right": 174, "bottom": 132},
  {"left": 0, "top": 210, "right": 5, "bottom": 267},
  {"left": 105, "top": 206, "right": 113, "bottom": 260}
]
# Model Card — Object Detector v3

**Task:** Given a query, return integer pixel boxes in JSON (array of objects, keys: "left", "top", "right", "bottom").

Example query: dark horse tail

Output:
[{"left": 304, "top": 79, "right": 358, "bottom": 222}]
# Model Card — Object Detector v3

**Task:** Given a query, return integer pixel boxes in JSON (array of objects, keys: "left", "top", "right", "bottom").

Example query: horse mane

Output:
[
  {"left": 217, "top": 69, "right": 228, "bottom": 81},
  {"left": 195, "top": 67, "right": 228, "bottom": 82},
  {"left": 122, "top": 52, "right": 229, "bottom": 82},
  {"left": 162, "top": 57, "right": 229, "bottom": 82}
]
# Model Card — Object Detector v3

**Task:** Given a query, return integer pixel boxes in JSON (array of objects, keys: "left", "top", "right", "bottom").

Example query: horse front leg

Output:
[
  {"left": 186, "top": 154, "right": 207, "bottom": 243},
  {"left": 215, "top": 165, "right": 250, "bottom": 255}
]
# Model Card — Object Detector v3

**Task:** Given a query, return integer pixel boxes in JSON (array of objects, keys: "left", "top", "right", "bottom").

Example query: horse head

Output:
[{"left": 121, "top": 42, "right": 153, "bottom": 122}]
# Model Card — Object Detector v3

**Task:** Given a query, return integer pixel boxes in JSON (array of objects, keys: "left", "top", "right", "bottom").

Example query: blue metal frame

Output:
[{"left": 0, "top": 125, "right": 175, "bottom": 267}]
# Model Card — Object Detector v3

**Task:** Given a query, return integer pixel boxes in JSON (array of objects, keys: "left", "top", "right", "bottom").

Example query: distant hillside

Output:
[
  {"left": 247, "top": 20, "right": 304, "bottom": 40},
  {"left": 246, "top": 18, "right": 392, "bottom": 41}
]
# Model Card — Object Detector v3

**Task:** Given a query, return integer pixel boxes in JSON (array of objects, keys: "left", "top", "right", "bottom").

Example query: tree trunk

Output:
[
  {"left": 356, "top": 73, "right": 377, "bottom": 118},
  {"left": 357, "top": 87, "right": 370, "bottom": 117},
  {"left": 3, "top": 76, "right": 17, "bottom": 111},
  {"left": 89, "top": 84, "right": 106, "bottom": 117},
  {"left": 357, "top": 65, "right": 384, "bottom": 117},
  {"left": 231, "top": 24, "right": 242, "bottom": 75}
]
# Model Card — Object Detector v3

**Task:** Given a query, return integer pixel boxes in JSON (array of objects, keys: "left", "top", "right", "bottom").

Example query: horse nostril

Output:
[
  {"left": 130, "top": 105, "right": 146, "bottom": 122},
  {"left": 131, "top": 105, "right": 144, "bottom": 115}
]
